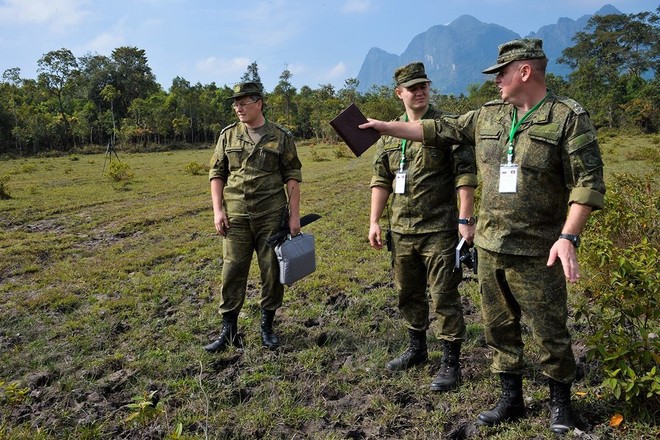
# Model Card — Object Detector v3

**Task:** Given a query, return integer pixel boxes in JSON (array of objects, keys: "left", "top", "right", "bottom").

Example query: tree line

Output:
[{"left": 0, "top": 10, "right": 657, "bottom": 157}]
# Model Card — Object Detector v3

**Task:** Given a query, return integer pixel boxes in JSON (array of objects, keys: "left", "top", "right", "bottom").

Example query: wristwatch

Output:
[
  {"left": 559, "top": 233, "right": 581, "bottom": 248},
  {"left": 458, "top": 217, "right": 477, "bottom": 226}
]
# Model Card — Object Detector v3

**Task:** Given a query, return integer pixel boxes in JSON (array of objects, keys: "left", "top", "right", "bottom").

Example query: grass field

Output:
[{"left": 0, "top": 134, "right": 658, "bottom": 439}]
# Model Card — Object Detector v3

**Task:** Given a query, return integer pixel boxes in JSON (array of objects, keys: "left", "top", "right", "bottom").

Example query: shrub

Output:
[
  {"left": 107, "top": 161, "right": 134, "bottom": 190},
  {"left": 333, "top": 144, "right": 351, "bottom": 159},
  {"left": 183, "top": 161, "right": 207, "bottom": 175},
  {"left": 0, "top": 174, "right": 10, "bottom": 199},
  {"left": 310, "top": 147, "right": 328, "bottom": 162},
  {"left": 577, "top": 173, "right": 659, "bottom": 410}
]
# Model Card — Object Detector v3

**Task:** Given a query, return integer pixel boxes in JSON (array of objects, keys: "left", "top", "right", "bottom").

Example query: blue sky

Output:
[{"left": 0, "top": 0, "right": 654, "bottom": 92}]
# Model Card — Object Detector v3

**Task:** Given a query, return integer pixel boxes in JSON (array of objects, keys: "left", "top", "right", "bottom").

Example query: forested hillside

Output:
[{"left": 0, "top": 10, "right": 657, "bottom": 156}]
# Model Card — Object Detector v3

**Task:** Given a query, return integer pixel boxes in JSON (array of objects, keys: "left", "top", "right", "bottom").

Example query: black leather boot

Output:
[
  {"left": 203, "top": 311, "right": 239, "bottom": 353},
  {"left": 549, "top": 379, "right": 574, "bottom": 434},
  {"left": 430, "top": 340, "right": 461, "bottom": 391},
  {"left": 386, "top": 329, "right": 428, "bottom": 371},
  {"left": 260, "top": 309, "right": 280, "bottom": 350},
  {"left": 477, "top": 373, "right": 526, "bottom": 426}
]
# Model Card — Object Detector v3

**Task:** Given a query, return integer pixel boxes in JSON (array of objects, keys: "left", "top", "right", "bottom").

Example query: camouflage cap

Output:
[
  {"left": 227, "top": 81, "right": 263, "bottom": 100},
  {"left": 482, "top": 38, "right": 547, "bottom": 74},
  {"left": 394, "top": 62, "right": 431, "bottom": 88}
]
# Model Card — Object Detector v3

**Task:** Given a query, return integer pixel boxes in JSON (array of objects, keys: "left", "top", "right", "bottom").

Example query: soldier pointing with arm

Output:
[{"left": 362, "top": 39, "right": 605, "bottom": 435}]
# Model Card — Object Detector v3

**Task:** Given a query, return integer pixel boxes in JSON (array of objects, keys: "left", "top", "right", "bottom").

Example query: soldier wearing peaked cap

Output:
[
  {"left": 360, "top": 39, "right": 605, "bottom": 435},
  {"left": 368, "top": 61, "right": 477, "bottom": 392},
  {"left": 204, "top": 81, "right": 303, "bottom": 353}
]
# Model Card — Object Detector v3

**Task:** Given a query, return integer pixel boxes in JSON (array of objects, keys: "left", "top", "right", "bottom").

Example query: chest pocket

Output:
[
  {"left": 477, "top": 127, "right": 503, "bottom": 164},
  {"left": 523, "top": 123, "right": 561, "bottom": 170},
  {"left": 382, "top": 147, "right": 402, "bottom": 177},
  {"left": 422, "top": 145, "right": 446, "bottom": 168},
  {"left": 225, "top": 147, "right": 244, "bottom": 172},
  {"left": 252, "top": 143, "right": 281, "bottom": 172}
]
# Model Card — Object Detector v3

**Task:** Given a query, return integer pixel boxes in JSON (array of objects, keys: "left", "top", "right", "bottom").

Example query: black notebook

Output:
[{"left": 329, "top": 103, "right": 380, "bottom": 157}]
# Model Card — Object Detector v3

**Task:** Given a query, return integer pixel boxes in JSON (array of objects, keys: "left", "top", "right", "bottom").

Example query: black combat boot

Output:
[
  {"left": 477, "top": 373, "right": 526, "bottom": 426},
  {"left": 386, "top": 329, "right": 428, "bottom": 371},
  {"left": 549, "top": 379, "right": 574, "bottom": 435},
  {"left": 260, "top": 309, "right": 280, "bottom": 350},
  {"left": 430, "top": 340, "right": 462, "bottom": 391},
  {"left": 203, "top": 311, "right": 239, "bottom": 353}
]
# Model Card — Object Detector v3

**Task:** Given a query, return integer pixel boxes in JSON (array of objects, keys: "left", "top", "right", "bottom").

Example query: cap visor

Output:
[
  {"left": 482, "top": 61, "right": 510, "bottom": 74},
  {"left": 399, "top": 78, "right": 431, "bottom": 88}
]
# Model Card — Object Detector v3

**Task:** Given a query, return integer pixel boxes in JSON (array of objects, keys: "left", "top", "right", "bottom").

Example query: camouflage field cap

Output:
[
  {"left": 228, "top": 81, "right": 263, "bottom": 100},
  {"left": 394, "top": 62, "right": 431, "bottom": 88},
  {"left": 482, "top": 38, "right": 547, "bottom": 74}
]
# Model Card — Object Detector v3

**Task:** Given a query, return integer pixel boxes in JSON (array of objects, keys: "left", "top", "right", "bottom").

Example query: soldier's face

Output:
[
  {"left": 494, "top": 61, "right": 524, "bottom": 104},
  {"left": 233, "top": 97, "right": 262, "bottom": 124},
  {"left": 396, "top": 82, "right": 430, "bottom": 112}
]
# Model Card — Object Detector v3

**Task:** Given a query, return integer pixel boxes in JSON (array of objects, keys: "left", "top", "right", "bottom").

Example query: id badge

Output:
[
  {"left": 395, "top": 172, "right": 407, "bottom": 194},
  {"left": 499, "top": 164, "right": 518, "bottom": 193}
]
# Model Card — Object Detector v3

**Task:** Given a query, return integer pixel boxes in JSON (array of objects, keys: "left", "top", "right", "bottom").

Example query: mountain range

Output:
[{"left": 355, "top": 4, "right": 622, "bottom": 95}]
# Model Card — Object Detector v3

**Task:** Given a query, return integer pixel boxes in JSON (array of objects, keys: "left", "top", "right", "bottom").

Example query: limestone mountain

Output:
[{"left": 355, "top": 5, "right": 622, "bottom": 95}]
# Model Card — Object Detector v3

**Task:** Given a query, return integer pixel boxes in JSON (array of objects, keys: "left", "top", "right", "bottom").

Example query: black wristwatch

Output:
[
  {"left": 458, "top": 217, "right": 477, "bottom": 226},
  {"left": 559, "top": 233, "right": 581, "bottom": 248}
]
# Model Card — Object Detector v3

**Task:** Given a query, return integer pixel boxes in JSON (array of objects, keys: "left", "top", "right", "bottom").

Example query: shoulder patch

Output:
[
  {"left": 557, "top": 97, "right": 587, "bottom": 115},
  {"left": 220, "top": 122, "right": 238, "bottom": 135},
  {"left": 271, "top": 121, "right": 293, "bottom": 136}
]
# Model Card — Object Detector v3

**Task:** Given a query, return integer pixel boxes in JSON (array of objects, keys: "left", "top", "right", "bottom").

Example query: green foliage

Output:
[
  {"left": 309, "top": 146, "right": 328, "bottom": 162},
  {"left": 0, "top": 174, "right": 10, "bottom": 199},
  {"left": 333, "top": 144, "right": 351, "bottom": 159},
  {"left": 183, "top": 161, "right": 207, "bottom": 175},
  {"left": 106, "top": 161, "right": 134, "bottom": 185},
  {"left": 0, "top": 144, "right": 657, "bottom": 438},
  {"left": 124, "top": 390, "right": 164, "bottom": 426},
  {"left": 1, "top": 9, "right": 658, "bottom": 156},
  {"left": 19, "top": 163, "right": 37, "bottom": 173},
  {"left": 0, "top": 380, "right": 29, "bottom": 407},
  {"left": 107, "top": 162, "right": 134, "bottom": 191},
  {"left": 577, "top": 173, "right": 659, "bottom": 409}
]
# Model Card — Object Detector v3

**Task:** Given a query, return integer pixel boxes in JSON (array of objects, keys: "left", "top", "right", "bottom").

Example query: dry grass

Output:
[{"left": 0, "top": 136, "right": 657, "bottom": 439}]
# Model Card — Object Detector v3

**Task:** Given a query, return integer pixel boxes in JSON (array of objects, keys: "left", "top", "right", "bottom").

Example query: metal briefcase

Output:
[{"left": 274, "top": 233, "right": 316, "bottom": 285}]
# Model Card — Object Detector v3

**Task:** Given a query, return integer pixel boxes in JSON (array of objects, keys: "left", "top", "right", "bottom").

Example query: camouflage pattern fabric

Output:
[
  {"left": 477, "top": 246, "right": 576, "bottom": 382},
  {"left": 371, "top": 106, "right": 478, "bottom": 234},
  {"left": 371, "top": 106, "right": 475, "bottom": 339},
  {"left": 421, "top": 91, "right": 605, "bottom": 256},
  {"left": 219, "top": 210, "right": 285, "bottom": 314},
  {"left": 209, "top": 119, "right": 302, "bottom": 313},
  {"left": 209, "top": 120, "right": 302, "bottom": 219},
  {"left": 391, "top": 230, "right": 465, "bottom": 338}
]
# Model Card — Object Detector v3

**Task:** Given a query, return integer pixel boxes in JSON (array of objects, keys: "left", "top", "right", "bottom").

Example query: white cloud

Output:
[
  {"left": 324, "top": 62, "right": 347, "bottom": 80},
  {"left": 196, "top": 56, "right": 252, "bottom": 77},
  {"left": 79, "top": 32, "right": 126, "bottom": 55},
  {"left": 341, "top": 0, "right": 371, "bottom": 14},
  {"left": 0, "top": 0, "right": 91, "bottom": 31}
]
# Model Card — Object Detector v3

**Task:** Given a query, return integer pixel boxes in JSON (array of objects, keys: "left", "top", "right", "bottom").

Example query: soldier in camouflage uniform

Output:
[
  {"left": 204, "top": 81, "right": 303, "bottom": 353},
  {"left": 361, "top": 39, "right": 605, "bottom": 435},
  {"left": 368, "top": 62, "right": 477, "bottom": 392}
]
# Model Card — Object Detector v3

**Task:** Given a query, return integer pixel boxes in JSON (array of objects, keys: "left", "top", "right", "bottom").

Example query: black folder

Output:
[{"left": 329, "top": 103, "right": 380, "bottom": 157}]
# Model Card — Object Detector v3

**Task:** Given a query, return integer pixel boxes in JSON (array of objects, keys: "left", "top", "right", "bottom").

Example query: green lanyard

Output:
[
  {"left": 507, "top": 94, "right": 547, "bottom": 165},
  {"left": 398, "top": 114, "right": 409, "bottom": 172}
]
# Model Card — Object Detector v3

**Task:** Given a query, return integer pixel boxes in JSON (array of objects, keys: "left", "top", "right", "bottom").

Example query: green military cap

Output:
[
  {"left": 482, "top": 38, "right": 547, "bottom": 74},
  {"left": 227, "top": 81, "right": 263, "bottom": 100},
  {"left": 394, "top": 62, "right": 431, "bottom": 88}
]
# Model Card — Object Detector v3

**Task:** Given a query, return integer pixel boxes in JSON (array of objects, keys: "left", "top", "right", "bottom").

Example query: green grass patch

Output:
[{"left": 0, "top": 135, "right": 657, "bottom": 439}]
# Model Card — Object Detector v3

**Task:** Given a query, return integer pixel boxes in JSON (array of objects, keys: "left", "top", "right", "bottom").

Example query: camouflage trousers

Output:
[
  {"left": 477, "top": 246, "right": 577, "bottom": 382},
  {"left": 218, "top": 210, "right": 284, "bottom": 314},
  {"left": 391, "top": 230, "right": 465, "bottom": 340}
]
